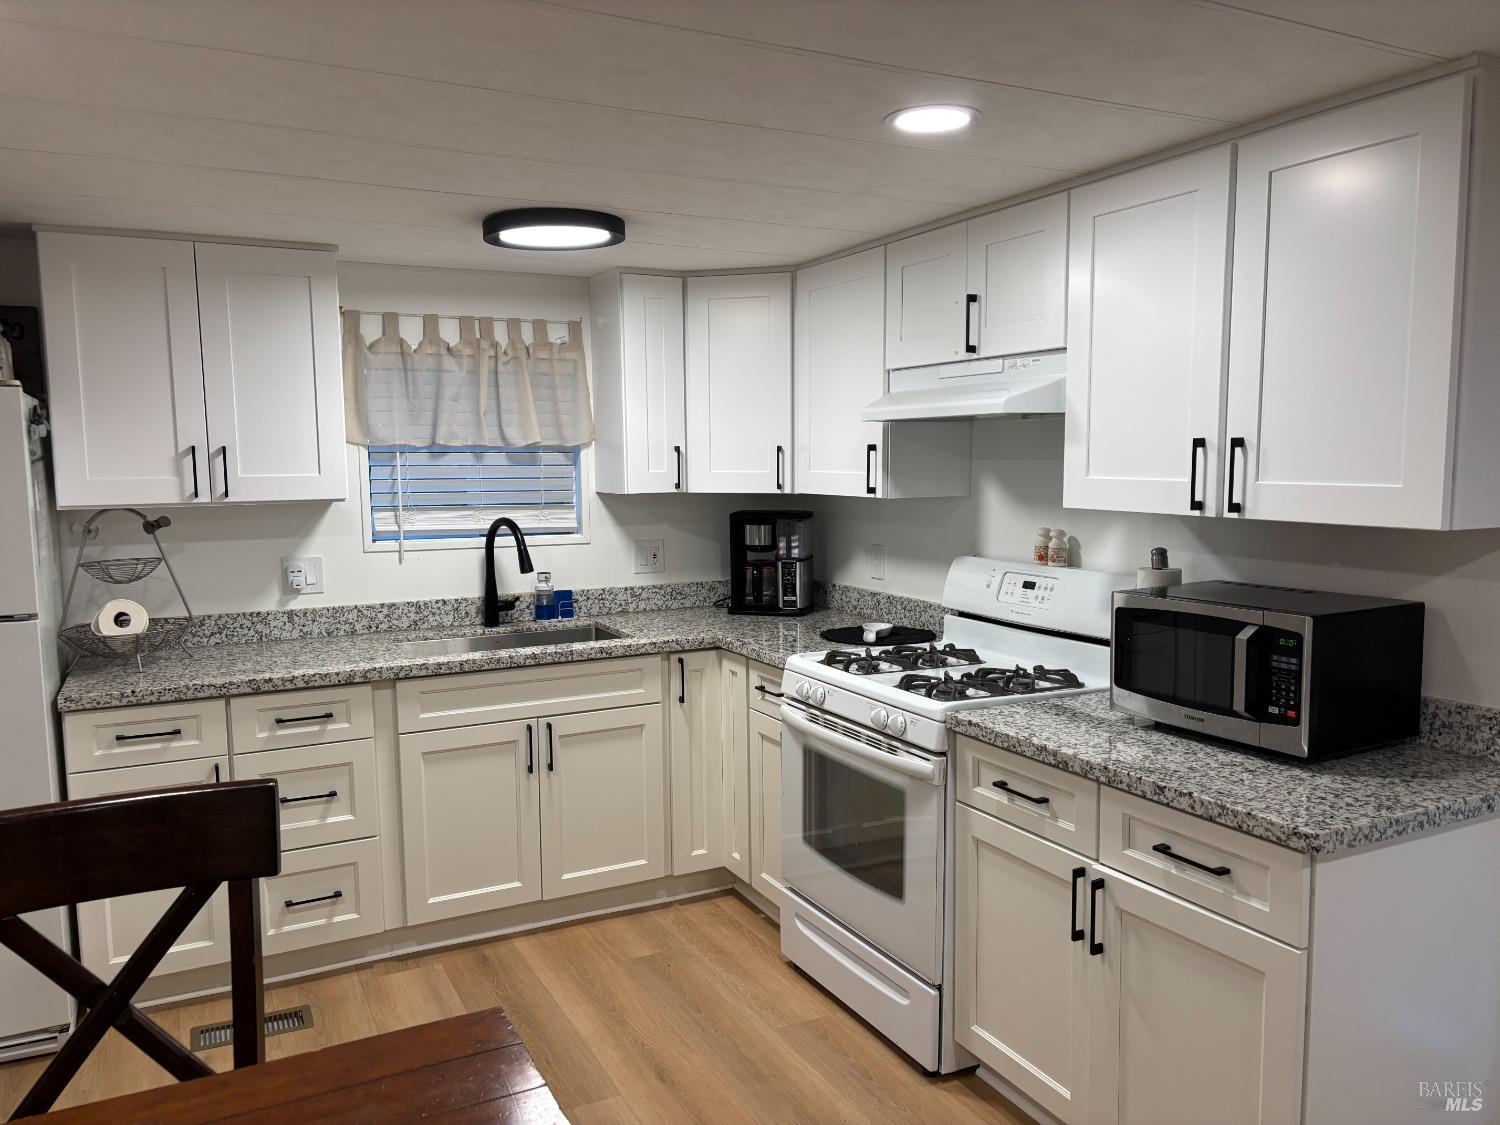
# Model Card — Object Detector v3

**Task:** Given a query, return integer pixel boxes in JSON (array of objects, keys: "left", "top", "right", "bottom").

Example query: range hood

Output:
[{"left": 862, "top": 351, "right": 1067, "bottom": 422}]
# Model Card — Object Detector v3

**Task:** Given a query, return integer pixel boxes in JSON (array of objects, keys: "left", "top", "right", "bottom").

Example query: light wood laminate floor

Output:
[{"left": 0, "top": 892, "right": 1027, "bottom": 1123}]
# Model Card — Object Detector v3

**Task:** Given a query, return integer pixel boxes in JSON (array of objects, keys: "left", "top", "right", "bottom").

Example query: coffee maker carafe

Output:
[{"left": 729, "top": 510, "right": 813, "bottom": 616}]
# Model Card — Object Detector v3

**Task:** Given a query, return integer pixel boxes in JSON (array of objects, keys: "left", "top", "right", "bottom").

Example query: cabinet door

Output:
[
  {"left": 668, "top": 651, "right": 725, "bottom": 873},
  {"left": 720, "top": 655, "right": 750, "bottom": 882},
  {"left": 1064, "top": 147, "right": 1233, "bottom": 516},
  {"left": 794, "top": 248, "right": 887, "bottom": 497},
  {"left": 885, "top": 222, "right": 967, "bottom": 369},
  {"left": 1088, "top": 867, "right": 1306, "bottom": 1125},
  {"left": 1225, "top": 77, "right": 1469, "bottom": 529},
  {"left": 967, "top": 194, "right": 1068, "bottom": 358},
  {"left": 195, "top": 243, "right": 346, "bottom": 502},
  {"left": 955, "top": 806, "right": 1090, "bottom": 1124},
  {"left": 747, "top": 710, "right": 785, "bottom": 904},
  {"left": 38, "top": 232, "right": 209, "bottom": 509},
  {"left": 398, "top": 720, "right": 541, "bottom": 924},
  {"left": 685, "top": 273, "right": 792, "bottom": 493},
  {"left": 540, "top": 704, "right": 666, "bottom": 899},
  {"left": 621, "top": 274, "right": 687, "bottom": 493},
  {"left": 68, "top": 757, "right": 230, "bottom": 979}
]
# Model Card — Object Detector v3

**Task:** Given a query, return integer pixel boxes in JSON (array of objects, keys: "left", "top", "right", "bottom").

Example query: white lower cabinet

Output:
[
  {"left": 747, "top": 709, "right": 785, "bottom": 904},
  {"left": 669, "top": 651, "right": 726, "bottom": 874},
  {"left": 232, "top": 738, "right": 380, "bottom": 852},
  {"left": 260, "top": 837, "right": 385, "bottom": 956},
  {"left": 67, "top": 756, "right": 231, "bottom": 979}
]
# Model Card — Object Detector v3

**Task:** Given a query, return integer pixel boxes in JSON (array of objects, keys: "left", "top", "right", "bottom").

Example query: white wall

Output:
[
  {"left": 56, "top": 259, "right": 741, "bottom": 615},
  {"left": 818, "top": 416, "right": 1500, "bottom": 708}
]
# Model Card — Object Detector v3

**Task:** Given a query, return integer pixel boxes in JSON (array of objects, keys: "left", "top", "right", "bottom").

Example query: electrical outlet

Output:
[
  {"left": 870, "top": 543, "right": 886, "bottom": 582},
  {"left": 633, "top": 539, "right": 665, "bottom": 574},
  {"left": 282, "top": 556, "right": 324, "bottom": 595}
]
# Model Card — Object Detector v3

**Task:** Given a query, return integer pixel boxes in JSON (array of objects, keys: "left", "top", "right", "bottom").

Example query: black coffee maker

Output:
[{"left": 729, "top": 510, "right": 813, "bottom": 616}]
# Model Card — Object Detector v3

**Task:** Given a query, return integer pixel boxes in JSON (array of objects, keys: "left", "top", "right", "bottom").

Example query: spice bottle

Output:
[
  {"left": 1047, "top": 529, "right": 1069, "bottom": 567},
  {"left": 1033, "top": 527, "right": 1052, "bottom": 565}
]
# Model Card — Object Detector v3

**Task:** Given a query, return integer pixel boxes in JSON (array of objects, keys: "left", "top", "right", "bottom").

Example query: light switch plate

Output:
[
  {"left": 633, "top": 539, "right": 665, "bottom": 574},
  {"left": 282, "top": 555, "right": 324, "bottom": 595},
  {"left": 870, "top": 544, "right": 886, "bottom": 581}
]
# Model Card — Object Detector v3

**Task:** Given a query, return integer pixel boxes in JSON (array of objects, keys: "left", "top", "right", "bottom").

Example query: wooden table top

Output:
[{"left": 41, "top": 1008, "right": 567, "bottom": 1123}]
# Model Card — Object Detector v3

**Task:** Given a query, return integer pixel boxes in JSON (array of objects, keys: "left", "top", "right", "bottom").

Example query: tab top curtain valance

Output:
[{"left": 342, "top": 311, "right": 595, "bottom": 448}]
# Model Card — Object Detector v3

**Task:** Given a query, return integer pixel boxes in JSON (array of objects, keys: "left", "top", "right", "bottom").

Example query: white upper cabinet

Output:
[
  {"left": 39, "top": 232, "right": 210, "bottom": 508},
  {"left": 39, "top": 232, "right": 345, "bottom": 509},
  {"left": 794, "top": 248, "right": 886, "bottom": 497},
  {"left": 884, "top": 222, "right": 968, "bottom": 369},
  {"left": 1225, "top": 77, "right": 1470, "bottom": 529},
  {"left": 195, "top": 243, "right": 345, "bottom": 503},
  {"left": 685, "top": 273, "right": 793, "bottom": 493},
  {"left": 1063, "top": 146, "right": 1233, "bottom": 517},
  {"left": 966, "top": 194, "right": 1068, "bottom": 358},
  {"left": 590, "top": 272, "right": 687, "bottom": 494}
]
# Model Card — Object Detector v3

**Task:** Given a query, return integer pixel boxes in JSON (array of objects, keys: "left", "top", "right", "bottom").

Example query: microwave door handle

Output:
[
  {"left": 780, "top": 704, "right": 944, "bottom": 786},
  {"left": 1232, "top": 625, "right": 1259, "bottom": 718}
]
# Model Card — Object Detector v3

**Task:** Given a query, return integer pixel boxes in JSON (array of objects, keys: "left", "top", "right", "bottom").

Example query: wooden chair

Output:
[{"left": 0, "top": 781, "right": 280, "bottom": 1120}]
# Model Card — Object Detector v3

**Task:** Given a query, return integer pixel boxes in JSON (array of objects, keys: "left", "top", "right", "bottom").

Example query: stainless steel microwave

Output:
[{"left": 1111, "top": 582, "right": 1424, "bottom": 758}]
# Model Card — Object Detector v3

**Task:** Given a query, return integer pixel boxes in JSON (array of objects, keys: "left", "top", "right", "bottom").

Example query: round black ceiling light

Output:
[{"left": 481, "top": 208, "right": 626, "bottom": 251}]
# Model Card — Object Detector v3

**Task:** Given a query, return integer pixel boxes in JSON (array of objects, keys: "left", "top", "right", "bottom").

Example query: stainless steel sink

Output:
[{"left": 397, "top": 624, "right": 626, "bottom": 657}]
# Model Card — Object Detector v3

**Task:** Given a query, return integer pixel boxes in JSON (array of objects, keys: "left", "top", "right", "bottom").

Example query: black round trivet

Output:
[{"left": 818, "top": 625, "right": 937, "bottom": 647}]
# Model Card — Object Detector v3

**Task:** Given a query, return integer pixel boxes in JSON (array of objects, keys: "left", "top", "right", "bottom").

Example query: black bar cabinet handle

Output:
[
  {"left": 274, "top": 712, "right": 335, "bottom": 725},
  {"left": 678, "top": 657, "right": 686, "bottom": 704},
  {"left": 865, "top": 443, "right": 877, "bottom": 495},
  {"left": 673, "top": 445, "right": 682, "bottom": 491},
  {"left": 279, "top": 790, "right": 337, "bottom": 805},
  {"left": 546, "top": 721, "right": 555, "bottom": 772},
  {"left": 964, "top": 293, "right": 979, "bottom": 354},
  {"left": 217, "top": 445, "right": 229, "bottom": 499},
  {"left": 1189, "top": 437, "right": 1206, "bottom": 512},
  {"left": 992, "top": 779, "right": 1050, "bottom": 805},
  {"left": 754, "top": 684, "right": 786, "bottom": 700},
  {"left": 115, "top": 728, "right": 182, "bottom": 742},
  {"left": 1089, "top": 877, "right": 1104, "bottom": 956},
  {"left": 212, "top": 762, "right": 220, "bottom": 783},
  {"left": 1152, "top": 842, "right": 1232, "bottom": 877},
  {"left": 526, "top": 723, "right": 534, "bottom": 775},
  {"left": 1227, "top": 436, "right": 1245, "bottom": 513},
  {"left": 776, "top": 445, "right": 785, "bottom": 492},
  {"left": 189, "top": 445, "right": 199, "bottom": 500},
  {"left": 284, "top": 890, "right": 343, "bottom": 909},
  {"left": 1070, "top": 867, "right": 1086, "bottom": 942}
]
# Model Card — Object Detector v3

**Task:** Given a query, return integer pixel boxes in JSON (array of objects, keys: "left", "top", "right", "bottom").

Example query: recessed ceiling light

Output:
[
  {"left": 886, "top": 104, "right": 978, "bottom": 135},
  {"left": 482, "top": 208, "right": 626, "bottom": 251}
]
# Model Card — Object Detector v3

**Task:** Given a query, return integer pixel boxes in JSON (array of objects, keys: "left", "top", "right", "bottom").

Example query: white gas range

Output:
[{"left": 777, "top": 556, "right": 1125, "bottom": 1074}]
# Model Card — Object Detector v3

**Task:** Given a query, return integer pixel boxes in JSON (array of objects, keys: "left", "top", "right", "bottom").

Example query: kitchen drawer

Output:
[
  {"left": 63, "top": 699, "right": 228, "bottom": 774},
  {"left": 1099, "top": 788, "right": 1310, "bottom": 947},
  {"left": 748, "top": 660, "right": 786, "bottom": 719},
  {"left": 230, "top": 683, "right": 374, "bottom": 753},
  {"left": 396, "top": 656, "right": 663, "bottom": 733},
  {"left": 232, "top": 739, "right": 379, "bottom": 850},
  {"left": 260, "top": 837, "right": 384, "bottom": 956},
  {"left": 955, "top": 736, "right": 1099, "bottom": 857}
]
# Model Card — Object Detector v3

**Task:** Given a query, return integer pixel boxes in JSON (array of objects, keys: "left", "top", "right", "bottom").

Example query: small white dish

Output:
[{"left": 862, "top": 622, "right": 895, "bottom": 644}]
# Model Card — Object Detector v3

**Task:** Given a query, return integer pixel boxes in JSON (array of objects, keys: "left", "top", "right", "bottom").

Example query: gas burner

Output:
[
  {"left": 895, "top": 672, "right": 976, "bottom": 702},
  {"left": 821, "top": 648, "right": 904, "bottom": 676},
  {"left": 965, "top": 664, "right": 1084, "bottom": 696},
  {"left": 880, "top": 642, "right": 983, "bottom": 670}
]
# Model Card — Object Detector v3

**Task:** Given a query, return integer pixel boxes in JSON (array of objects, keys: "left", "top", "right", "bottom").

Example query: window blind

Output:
[{"left": 368, "top": 446, "right": 581, "bottom": 542}]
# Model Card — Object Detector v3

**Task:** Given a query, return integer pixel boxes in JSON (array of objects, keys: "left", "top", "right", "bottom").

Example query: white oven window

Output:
[{"left": 802, "top": 745, "right": 908, "bottom": 900}]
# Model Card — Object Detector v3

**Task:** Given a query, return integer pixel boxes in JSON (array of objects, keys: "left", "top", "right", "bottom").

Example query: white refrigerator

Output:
[{"left": 0, "top": 383, "right": 72, "bottom": 1060}]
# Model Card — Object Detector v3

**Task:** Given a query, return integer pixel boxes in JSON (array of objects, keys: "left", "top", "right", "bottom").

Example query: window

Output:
[{"left": 366, "top": 446, "right": 582, "bottom": 543}]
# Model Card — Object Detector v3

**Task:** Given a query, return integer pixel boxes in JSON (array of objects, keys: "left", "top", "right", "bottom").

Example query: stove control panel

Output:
[{"left": 997, "top": 571, "right": 1057, "bottom": 609}]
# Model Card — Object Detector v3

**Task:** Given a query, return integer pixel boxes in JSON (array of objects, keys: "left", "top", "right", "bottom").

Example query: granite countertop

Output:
[
  {"left": 57, "top": 606, "right": 864, "bottom": 712},
  {"left": 949, "top": 693, "right": 1500, "bottom": 856}
]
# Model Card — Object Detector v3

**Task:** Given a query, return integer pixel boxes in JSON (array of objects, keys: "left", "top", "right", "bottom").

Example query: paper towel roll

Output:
[{"left": 92, "top": 598, "right": 149, "bottom": 638}]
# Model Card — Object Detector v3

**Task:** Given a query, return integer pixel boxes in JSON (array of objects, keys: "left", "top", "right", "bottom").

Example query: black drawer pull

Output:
[
  {"left": 1227, "top": 436, "right": 1246, "bottom": 513},
  {"left": 754, "top": 684, "right": 786, "bottom": 700},
  {"left": 1089, "top": 877, "right": 1104, "bottom": 956},
  {"left": 1070, "top": 866, "right": 1086, "bottom": 942},
  {"left": 189, "top": 444, "right": 200, "bottom": 500},
  {"left": 274, "top": 712, "right": 335, "bottom": 725},
  {"left": 546, "top": 721, "right": 555, "bottom": 772},
  {"left": 678, "top": 657, "right": 686, "bottom": 704},
  {"left": 526, "top": 723, "right": 535, "bottom": 775},
  {"left": 283, "top": 890, "right": 342, "bottom": 909},
  {"left": 1188, "top": 436, "right": 1206, "bottom": 512},
  {"left": 992, "top": 779, "right": 1050, "bottom": 805},
  {"left": 1152, "top": 842, "right": 1232, "bottom": 877},
  {"left": 279, "top": 790, "right": 338, "bottom": 805},
  {"left": 115, "top": 728, "right": 182, "bottom": 742}
]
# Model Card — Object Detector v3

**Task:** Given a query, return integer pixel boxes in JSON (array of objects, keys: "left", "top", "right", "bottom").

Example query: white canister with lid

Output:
[{"left": 1047, "top": 529, "right": 1069, "bottom": 567}]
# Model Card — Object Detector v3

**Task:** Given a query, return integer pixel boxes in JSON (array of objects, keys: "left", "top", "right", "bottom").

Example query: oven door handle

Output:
[
  {"left": 1232, "top": 625, "right": 1259, "bottom": 719},
  {"left": 780, "top": 704, "right": 944, "bottom": 785}
]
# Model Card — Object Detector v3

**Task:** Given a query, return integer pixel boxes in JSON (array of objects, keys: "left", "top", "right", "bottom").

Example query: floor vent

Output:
[{"left": 189, "top": 1004, "right": 315, "bottom": 1052}]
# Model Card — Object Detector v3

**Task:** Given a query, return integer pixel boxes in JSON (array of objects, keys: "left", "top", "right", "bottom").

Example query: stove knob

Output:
[
  {"left": 811, "top": 685, "right": 827, "bottom": 706},
  {"left": 795, "top": 680, "right": 811, "bottom": 701},
  {"left": 887, "top": 712, "right": 907, "bottom": 737},
  {"left": 870, "top": 707, "right": 889, "bottom": 730}
]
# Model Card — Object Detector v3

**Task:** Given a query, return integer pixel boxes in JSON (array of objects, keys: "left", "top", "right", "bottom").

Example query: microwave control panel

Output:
[
  {"left": 997, "top": 571, "right": 1057, "bottom": 609},
  {"left": 1261, "top": 631, "right": 1304, "bottom": 723}
]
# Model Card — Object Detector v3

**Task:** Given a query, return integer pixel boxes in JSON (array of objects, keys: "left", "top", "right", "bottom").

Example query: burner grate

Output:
[{"left": 896, "top": 664, "right": 1084, "bottom": 701}]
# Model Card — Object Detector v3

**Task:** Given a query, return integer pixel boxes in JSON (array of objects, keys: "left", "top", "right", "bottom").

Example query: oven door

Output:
[{"left": 780, "top": 701, "right": 945, "bottom": 982}]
